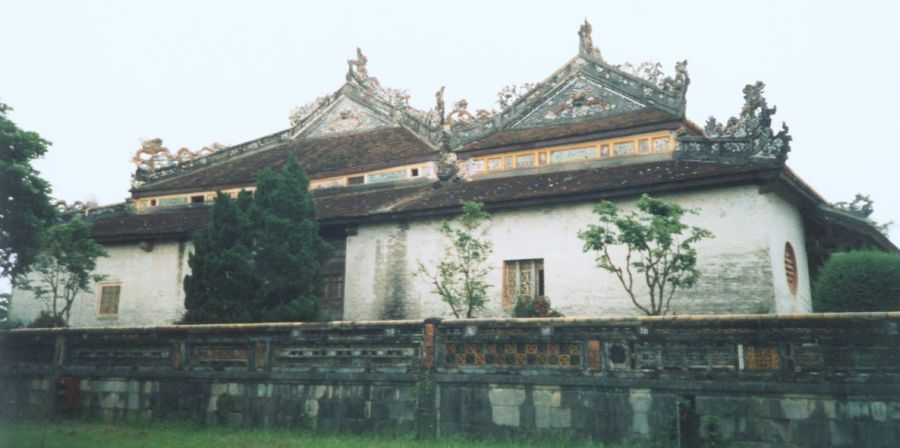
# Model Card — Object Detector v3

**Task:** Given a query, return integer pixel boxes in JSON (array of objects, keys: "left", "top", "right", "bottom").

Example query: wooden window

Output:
[
  {"left": 190, "top": 195, "right": 204, "bottom": 204},
  {"left": 784, "top": 242, "right": 798, "bottom": 295},
  {"left": 322, "top": 273, "right": 344, "bottom": 306},
  {"left": 347, "top": 175, "right": 365, "bottom": 186},
  {"left": 410, "top": 168, "right": 420, "bottom": 177},
  {"left": 503, "top": 259, "right": 544, "bottom": 308},
  {"left": 98, "top": 284, "right": 121, "bottom": 316}
]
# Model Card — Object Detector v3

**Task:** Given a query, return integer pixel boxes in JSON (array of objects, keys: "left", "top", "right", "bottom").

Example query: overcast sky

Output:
[{"left": 2, "top": 0, "right": 898, "bottom": 293}]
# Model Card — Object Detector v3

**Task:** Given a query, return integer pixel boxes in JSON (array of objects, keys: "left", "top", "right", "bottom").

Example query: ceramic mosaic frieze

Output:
[
  {"left": 306, "top": 97, "right": 391, "bottom": 138},
  {"left": 511, "top": 77, "right": 644, "bottom": 129}
]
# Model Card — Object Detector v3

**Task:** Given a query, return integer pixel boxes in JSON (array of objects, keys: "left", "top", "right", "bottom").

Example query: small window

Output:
[
  {"left": 410, "top": 168, "right": 420, "bottom": 177},
  {"left": 347, "top": 176, "right": 365, "bottom": 186},
  {"left": 149, "top": 199, "right": 157, "bottom": 207},
  {"left": 190, "top": 195, "right": 204, "bottom": 204},
  {"left": 98, "top": 285, "right": 121, "bottom": 316},
  {"left": 784, "top": 243, "right": 798, "bottom": 295},
  {"left": 503, "top": 259, "right": 544, "bottom": 308}
]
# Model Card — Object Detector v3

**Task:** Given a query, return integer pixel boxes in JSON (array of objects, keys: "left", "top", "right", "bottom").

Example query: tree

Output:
[
  {"left": 418, "top": 202, "right": 492, "bottom": 318},
  {"left": 182, "top": 191, "right": 258, "bottom": 323},
  {"left": 0, "top": 102, "right": 58, "bottom": 280},
  {"left": 249, "top": 156, "right": 330, "bottom": 322},
  {"left": 579, "top": 195, "right": 713, "bottom": 316},
  {"left": 16, "top": 218, "right": 107, "bottom": 326},
  {"left": 812, "top": 250, "right": 900, "bottom": 312},
  {"left": 182, "top": 155, "right": 330, "bottom": 323}
]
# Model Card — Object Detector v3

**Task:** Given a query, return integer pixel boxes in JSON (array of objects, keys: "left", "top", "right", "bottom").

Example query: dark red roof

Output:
[
  {"left": 94, "top": 160, "right": 779, "bottom": 243},
  {"left": 133, "top": 127, "right": 438, "bottom": 197},
  {"left": 458, "top": 108, "right": 682, "bottom": 153}
]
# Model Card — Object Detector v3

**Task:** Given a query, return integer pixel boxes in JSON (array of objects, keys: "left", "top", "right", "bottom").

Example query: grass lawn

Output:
[{"left": 0, "top": 419, "right": 641, "bottom": 448}]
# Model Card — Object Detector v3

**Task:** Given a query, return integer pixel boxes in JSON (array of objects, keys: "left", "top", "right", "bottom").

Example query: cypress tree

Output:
[
  {"left": 250, "top": 155, "right": 330, "bottom": 322},
  {"left": 182, "top": 191, "right": 257, "bottom": 323},
  {"left": 182, "top": 155, "right": 329, "bottom": 323}
]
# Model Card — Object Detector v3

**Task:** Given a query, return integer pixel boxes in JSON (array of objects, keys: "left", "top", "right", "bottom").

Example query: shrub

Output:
[
  {"left": 812, "top": 250, "right": 900, "bottom": 312},
  {"left": 28, "top": 310, "right": 66, "bottom": 328},
  {"left": 513, "top": 296, "right": 563, "bottom": 318}
]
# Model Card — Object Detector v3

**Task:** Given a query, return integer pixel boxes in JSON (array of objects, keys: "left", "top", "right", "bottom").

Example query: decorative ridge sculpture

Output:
[
  {"left": 131, "top": 138, "right": 223, "bottom": 172},
  {"left": 676, "top": 81, "right": 792, "bottom": 163}
]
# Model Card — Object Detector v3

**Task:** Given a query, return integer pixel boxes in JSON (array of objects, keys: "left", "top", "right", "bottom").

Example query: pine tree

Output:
[
  {"left": 250, "top": 156, "right": 330, "bottom": 322},
  {"left": 182, "top": 191, "right": 257, "bottom": 323},
  {"left": 182, "top": 155, "right": 329, "bottom": 323}
]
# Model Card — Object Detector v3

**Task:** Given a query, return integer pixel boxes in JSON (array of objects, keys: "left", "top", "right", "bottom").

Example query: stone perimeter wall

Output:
[{"left": 1, "top": 313, "right": 898, "bottom": 447}]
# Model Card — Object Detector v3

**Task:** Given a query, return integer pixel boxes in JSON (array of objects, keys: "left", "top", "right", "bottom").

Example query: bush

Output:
[
  {"left": 812, "top": 250, "right": 900, "bottom": 312},
  {"left": 513, "top": 296, "right": 563, "bottom": 318},
  {"left": 28, "top": 310, "right": 67, "bottom": 328}
]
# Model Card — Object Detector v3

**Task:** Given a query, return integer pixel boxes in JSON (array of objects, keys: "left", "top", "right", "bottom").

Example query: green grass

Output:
[{"left": 0, "top": 419, "right": 640, "bottom": 448}]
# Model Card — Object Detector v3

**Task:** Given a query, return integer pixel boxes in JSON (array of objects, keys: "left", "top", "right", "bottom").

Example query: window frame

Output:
[
  {"left": 502, "top": 259, "right": 545, "bottom": 309},
  {"left": 96, "top": 282, "right": 122, "bottom": 317}
]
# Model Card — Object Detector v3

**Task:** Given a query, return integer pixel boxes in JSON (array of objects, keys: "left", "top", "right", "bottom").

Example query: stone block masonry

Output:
[{"left": 1, "top": 313, "right": 899, "bottom": 447}]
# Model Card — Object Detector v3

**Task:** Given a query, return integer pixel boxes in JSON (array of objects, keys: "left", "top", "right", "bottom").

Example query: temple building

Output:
[{"left": 9, "top": 21, "right": 895, "bottom": 327}]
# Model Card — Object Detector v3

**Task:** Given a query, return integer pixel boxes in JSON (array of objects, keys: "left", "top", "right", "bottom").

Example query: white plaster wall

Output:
[
  {"left": 344, "top": 186, "right": 793, "bottom": 320},
  {"left": 765, "top": 193, "right": 813, "bottom": 313},
  {"left": 9, "top": 241, "right": 192, "bottom": 327}
]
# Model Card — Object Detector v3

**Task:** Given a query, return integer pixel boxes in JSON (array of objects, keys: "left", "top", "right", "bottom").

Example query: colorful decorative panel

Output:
[
  {"left": 745, "top": 345, "right": 780, "bottom": 370},
  {"left": 504, "top": 156, "right": 514, "bottom": 169},
  {"left": 488, "top": 158, "right": 502, "bottom": 170},
  {"left": 516, "top": 154, "right": 534, "bottom": 167},
  {"left": 367, "top": 169, "right": 407, "bottom": 184},
  {"left": 600, "top": 144, "right": 610, "bottom": 157},
  {"left": 550, "top": 147, "right": 596, "bottom": 163},
  {"left": 443, "top": 342, "right": 581, "bottom": 368},
  {"left": 158, "top": 197, "right": 189, "bottom": 207},
  {"left": 635, "top": 343, "right": 736, "bottom": 370},
  {"left": 194, "top": 346, "right": 250, "bottom": 367},
  {"left": 512, "top": 76, "right": 644, "bottom": 129},
  {"left": 653, "top": 137, "right": 669, "bottom": 152},
  {"left": 614, "top": 141, "right": 635, "bottom": 156},
  {"left": 639, "top": 139, "right": 650, "bottom": 153}
]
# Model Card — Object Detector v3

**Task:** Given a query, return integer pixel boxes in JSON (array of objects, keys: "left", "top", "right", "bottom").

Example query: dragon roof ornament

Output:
[
  {"left": 287, "top": 47, "right": 443, "bottom": 145},
  {"left": 676, "top": 81, "right": 791, "bottom": 164},
  {"left": 448, "top": 20, "right": 690, "bottom": 146},
  {"left": 131, "top": 138, "right": 223, "bottom": 172}
]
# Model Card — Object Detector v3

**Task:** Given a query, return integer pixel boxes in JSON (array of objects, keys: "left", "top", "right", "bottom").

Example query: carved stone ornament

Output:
[
  {"left": 131, "top": 138, "right": 222, "bottom": 171},
  {"left": 676, "top": 81, "right": 791, "bottom": 163},
  {"left": 578, "top": 19, "right": 602, "bottom": 59}
]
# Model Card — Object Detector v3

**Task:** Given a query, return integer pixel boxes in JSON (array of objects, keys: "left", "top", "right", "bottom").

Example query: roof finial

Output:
[
  {"left": 347, "top": 47, "right": 369, "bottom": 80},
  {"left": 578, "top": 19, "right": 601, "bottom": 59},
  {"left": 435, "top": 86, "right": 446, "bottom": 126}
]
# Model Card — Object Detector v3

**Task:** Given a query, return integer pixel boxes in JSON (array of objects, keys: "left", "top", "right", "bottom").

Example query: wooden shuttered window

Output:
[{"left": 502, "top": 259, "right": 544, "bottom": 308}]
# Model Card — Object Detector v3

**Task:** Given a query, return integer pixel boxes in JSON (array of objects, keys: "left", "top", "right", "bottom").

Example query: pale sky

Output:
[{"left": 2, "top": 0, "right": 899, "bottom": 292}]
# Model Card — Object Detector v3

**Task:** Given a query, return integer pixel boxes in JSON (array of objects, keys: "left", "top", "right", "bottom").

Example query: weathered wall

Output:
[
  {"left": 345, "top": 186, "right": 800, "bottom": 320},
  {"left": 766, "top": 193, "right": 813, "bottom": 313},
  {"left": 9, "top": 241, "right": 192, "bottom": 327},
  {"left": 2, "top": 314, "right": 898, "bottom": 447}
]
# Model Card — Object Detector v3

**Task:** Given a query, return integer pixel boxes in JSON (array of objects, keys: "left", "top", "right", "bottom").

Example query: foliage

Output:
[
  {"left": 579, "top": 195, "right": 713, "bottom": 316},
  {"left": 812, "top": 250, "right": 900, "bottom": 312},
  {"left": 182, "top": 155, "right": 330, "bottom": 324},
  {"left": 0, "top": 292, "right": 8, "bottom": 321},
  {"left": 15, "top": 219, "right": 107, "bottom": 325},
  {"left": 513, "top": 296, "right": 563, "bottom": 318},
  {"left": 27, "top": 310, "right": 67, "bottom": 328},
  {"left": 182, "top": 191, "right": 257, "bottom": 323},
  {"left": 0, "top": 102, "right": 58, "bottom": 280},
  {"left": 418, "top": 202, "right": 492, "bottom": 318},
  {"left": 832, "top": 193, "right": 893, "bottom": 236}
]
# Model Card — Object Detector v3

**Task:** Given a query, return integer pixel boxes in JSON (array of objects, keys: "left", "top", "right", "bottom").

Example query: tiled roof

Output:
[
  {"left": 132, "top": 127, "right": 438, "bottom": 197},
  {"left": 94, "top": 160, "right": 778, "bottom": 243},
  {"left": 457, "top": 108, "right": 683, "bottom": 153}
]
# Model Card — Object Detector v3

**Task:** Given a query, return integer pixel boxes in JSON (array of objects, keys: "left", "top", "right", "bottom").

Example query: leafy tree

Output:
[
  {"left": 812, "top": 250, "right": 900, "bottom": 312},
  {"left": 579, "top": 195, "right": 713, "bottom": 316},
  {"left": 182, "top": 155, "right": 330, "bottom": 323},
  {"left": 182, "top": 191, "right": 257, "bottom": 323},
  {"left": 16, "top": 218, "right": 107, "bottom": 326},
  {"left": 0, "top": 102, "right": 58, "bottom": 280},
  {"left": 418, "top": 202, "right": 492, "bottom": 318}
]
